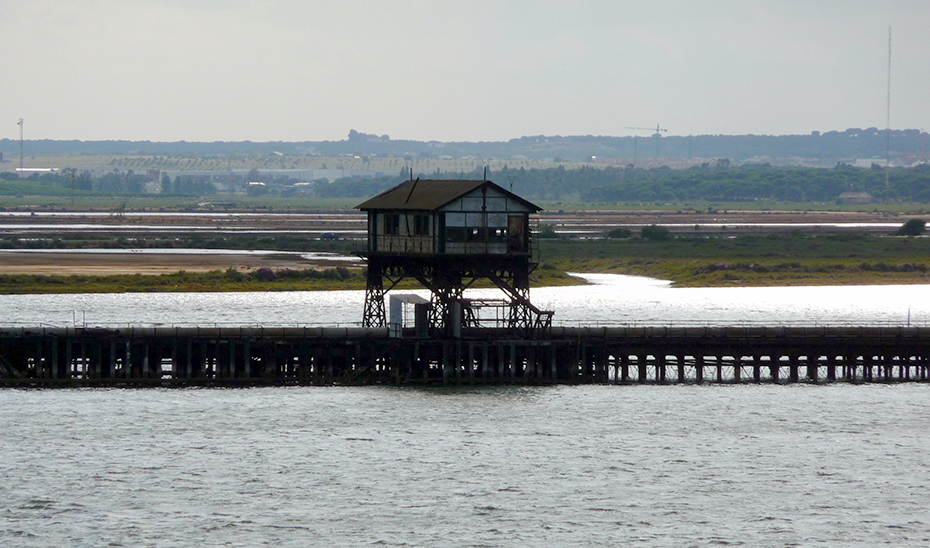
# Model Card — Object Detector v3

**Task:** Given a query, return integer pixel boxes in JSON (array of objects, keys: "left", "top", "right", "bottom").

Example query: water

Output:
[
  {"left": 4, "top": 279, "right": 930, "bottom": 546},
  {"left": 2, "top": 274, "right": 928, "bottom": 327},
  {"left": 1, "top": 384, "right": 928, "bottom": 546}
]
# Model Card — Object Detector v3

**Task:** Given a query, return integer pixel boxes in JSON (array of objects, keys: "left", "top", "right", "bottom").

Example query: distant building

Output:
[
  {"left": 854, "top": 159, "right": 888, "bottom": 168},
  {"left": 838, "top": 192, "right": 872, "bottom": 204}
]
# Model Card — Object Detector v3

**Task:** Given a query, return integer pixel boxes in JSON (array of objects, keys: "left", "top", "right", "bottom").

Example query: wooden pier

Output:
[{"left": 1, "top": 325, "right": 929, "bottom": 387}]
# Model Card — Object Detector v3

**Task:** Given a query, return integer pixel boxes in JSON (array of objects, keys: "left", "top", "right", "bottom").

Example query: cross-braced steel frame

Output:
[{"left": 361, "top": 254, "right": 552, "bottom": 337}]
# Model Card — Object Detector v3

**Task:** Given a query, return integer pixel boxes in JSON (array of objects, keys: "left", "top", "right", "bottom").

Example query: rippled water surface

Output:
[
  {"left": 4, "top": 279, "right": 930, "bottom": 545},
  {"left": 2, "top": 385, "right": 929, "bottom": 547},
  {"left": 3, "top": 274, "right": 930, "bottom": 327}
]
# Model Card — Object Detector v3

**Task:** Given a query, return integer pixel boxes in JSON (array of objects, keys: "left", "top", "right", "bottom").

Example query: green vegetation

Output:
[
  {"left": 3, "top": 230, "right": 929, "bottom": 294},
  {"left": 3, "top": 153, "right": 930, "bottom": 292},
  {"left": 538, "top": 232, "right": 930, "bottom": 287},
  {"left": 537, "top": 224, "right": 559, "bottom": 238},
  {"left": 0, "top": 152, "right": 573, "bottom": 176},
  {"left": 462, "top": 164, "right": 930, "bottom": 204},
  {"left": 605, "top": 228, "right": 632, "bottom": 239},
  {"left": 3, "top": 160, "right": 929, "bottom": 211},
  {"left": 0, "top": 179, "right": 91, "bottom": 197},
  {"left": 897, "top": 219, "right": 927, "bottom": 236},
  {"left": 640, "top": 225, "right": 670, "bottom": 241},
  {"left": 2, "top": 127, "right": 924, "bottom": 162},
  {"left": 0, "top": 234, "right": 358, "bottom": 253},
  {"left": 305, "top": 163, "right": 930, "bottom": 207},
  {"left": 0, "top": 267, "right": 361, "bottom": 295},
  {"left": 0, "top": 260, "right": 581, "bottom": 295}
]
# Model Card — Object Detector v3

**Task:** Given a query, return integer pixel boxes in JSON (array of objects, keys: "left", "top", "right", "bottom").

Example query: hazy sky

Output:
[{"left": 2, "top": 0, "right": 928, "bottom": 142}]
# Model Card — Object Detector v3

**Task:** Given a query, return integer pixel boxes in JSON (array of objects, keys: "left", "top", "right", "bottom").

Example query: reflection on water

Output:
[
  {"left": 1, "top": 274, "right": 928, "bottom": 328},
  {"left": 550, "top": 273, "right": 928, "bottom": 327}
]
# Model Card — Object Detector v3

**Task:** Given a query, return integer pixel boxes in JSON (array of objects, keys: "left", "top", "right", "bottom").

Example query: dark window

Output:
[
  {"left": 467, "top": 228, "right": 485, "bottom": 241},
  {"left": 384, "top": 213, "right": 399, "bottom": 235},
  {"left": 414, "top": 214, "right": 429, "bottom": 236},
  {"left": 445, "top": 227, "right": 467, "bottom": 242}
]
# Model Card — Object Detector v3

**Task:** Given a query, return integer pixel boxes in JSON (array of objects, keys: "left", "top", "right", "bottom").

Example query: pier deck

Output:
[{"left": 1, "top": 325, "right": 928, "bottom": 387}]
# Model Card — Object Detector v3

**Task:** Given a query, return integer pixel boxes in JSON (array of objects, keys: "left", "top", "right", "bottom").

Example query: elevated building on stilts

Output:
[{"left": 357, "top": 178, "right": 553, "bottom": 336}]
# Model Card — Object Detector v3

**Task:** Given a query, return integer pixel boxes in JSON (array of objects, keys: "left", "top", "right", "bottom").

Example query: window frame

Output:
[
  {"left": 384, "top": 213, "right": 400, "bottom": 236},
  {"left": 413, "top": 214, "right": 430, "bottom": 236}
]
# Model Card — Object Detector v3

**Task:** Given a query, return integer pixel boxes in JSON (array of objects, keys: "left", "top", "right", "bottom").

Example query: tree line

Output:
[
  {"left": 0, "top": 170, "right": 217, "bottom": 196},
  {"left": 4, "top": 162, "right": 930, "bottom": 204},
  {"left": 316, "top": 163, "right": 930, "bottom": 204},
  {"left": 0, "top": 170, "right": 145, "bottom": 195},
  {"left": 1, "top": 127, "right": 926, "bottom": 162},
  {"left": 160, "top": 175, "right": 217, "bottom": 196}
]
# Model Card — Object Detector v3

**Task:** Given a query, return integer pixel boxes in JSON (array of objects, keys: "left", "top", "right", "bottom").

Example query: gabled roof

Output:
[{"left": 356, "top": 179, "right": 542, "bottom": 212}]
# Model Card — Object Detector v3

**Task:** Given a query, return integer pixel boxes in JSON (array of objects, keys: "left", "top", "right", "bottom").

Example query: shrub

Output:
[
  {"left": 606, "top": 228, "right": 632, "bottom": 239},
  {"left": 223, "top": 267, "right": 246, "bottom": 282},
  {"left": 253, "top": 267, "right": 277, "bottom": 282},
  {"left": 896, "top": 219, "right": 926, "bottom": 236},
  {"left": 641, "top": 225, "right": 670, "bottom": 241},
  {"left": 537, "top": 224, "right": 559, "bottom": 238}
]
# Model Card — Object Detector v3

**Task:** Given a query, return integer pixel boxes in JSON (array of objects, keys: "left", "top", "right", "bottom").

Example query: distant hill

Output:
[{"left": 1, "top": 128, "right": 926, "bottom": 165}]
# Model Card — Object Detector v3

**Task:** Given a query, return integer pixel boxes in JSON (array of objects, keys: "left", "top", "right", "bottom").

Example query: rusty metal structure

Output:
[{"left": 357, "top": 179, "right": 553, "bottom": 336}]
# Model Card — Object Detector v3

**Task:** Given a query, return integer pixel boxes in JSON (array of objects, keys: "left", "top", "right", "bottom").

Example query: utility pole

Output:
[
  {"left": 17, "top": 118, "right": 23, "bottom": 170},
  {"left": 66, "top": 168, "right": 75, "bottom": 205}
]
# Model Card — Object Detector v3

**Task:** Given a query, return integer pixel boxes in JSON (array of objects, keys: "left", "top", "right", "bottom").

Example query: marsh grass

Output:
[
  {"left": 538, "top": 233, "right": 930, "bottom": 287},
  {"left": 0, "top": 267, "right": 359, "bottom": 294},
  {"left": 3, "top": 233, "right": 928, "bottom": 294},
  {"left": 0, "top": 263, "right": 584, "bottom": 295}
]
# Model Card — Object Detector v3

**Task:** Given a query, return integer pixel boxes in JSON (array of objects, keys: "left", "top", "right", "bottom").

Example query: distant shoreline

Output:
[
  {"left": 0, "top": 207, "right": 928, "bottom": 293},
  {"left": 0, "top": 249, "right": 928, "bottom": 295}
]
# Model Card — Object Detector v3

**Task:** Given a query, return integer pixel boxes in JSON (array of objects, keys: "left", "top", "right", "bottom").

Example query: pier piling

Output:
[{"left": 1, "top": 325, "right": 929, "bottom": 387}]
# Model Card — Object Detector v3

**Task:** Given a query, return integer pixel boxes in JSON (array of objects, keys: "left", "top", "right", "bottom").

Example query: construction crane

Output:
[{"left": 625, "top": 124, "right": 668, "bottom": 159}]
